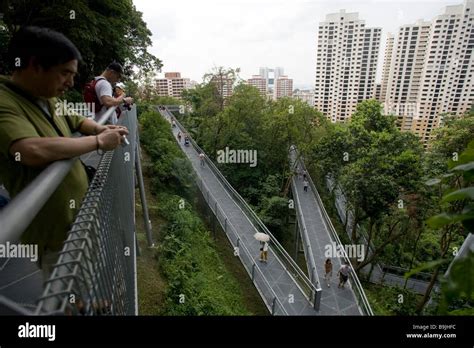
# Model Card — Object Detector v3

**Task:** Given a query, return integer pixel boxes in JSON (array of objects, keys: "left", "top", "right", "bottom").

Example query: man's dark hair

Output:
[
  {"left": 8, "top": 26, "right": 82, "bottom": 71},
  {"left": 107, "top": 61, "right": 124, "bottom": 75}
]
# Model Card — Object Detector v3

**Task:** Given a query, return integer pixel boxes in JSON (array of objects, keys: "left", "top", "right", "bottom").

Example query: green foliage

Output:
[
  {"left": 154, "top": 194, "right": 250, "bottom": 315},
  {"left": 439, "top": 250, "right": 474, "bottom": 314},
  {"left": 425, "top": 141, "right": 474, "bottom": 314},
  {"left": 0, "top": 0, "right": 162, "bottom": 89},
  {"left": 152, "top": 96, "right": 182, "bottom": 106},
  {"left": 139, "top": 110, "right": 252, "bottom": 315},
  {"left": 259, "top": 196, "right": 289, "bottom": 239},
  {"left": 431, "top": 111, "right": 474, "bottom": 159},
  {"left": 363, "top": 282, "right": 420, "bottom": 315},
  {"left": 139, "top": 110, "right": 194, "bottom": 197}
]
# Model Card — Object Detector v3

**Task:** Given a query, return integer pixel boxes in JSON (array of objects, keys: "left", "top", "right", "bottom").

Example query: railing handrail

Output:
[
  {"left": 167, "top": 109, "right": 321, "bottom": 303},
  {"left": 0, "top": 107, "right": 117, "bottom": 244},
  {"left": 197, "top": 176, "right": 289, "bottom": 315},
  {"left": 34, "top": 106, "right": 137, "bottom": 315},
  {"left": 290, "top": 174, "right": 321, "bottom": 287},
  {"left": 292, "top": 146, "right": 374, "bottom": 316}
]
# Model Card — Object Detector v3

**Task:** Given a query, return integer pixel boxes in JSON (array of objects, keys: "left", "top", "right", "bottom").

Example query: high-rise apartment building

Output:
[
  {"left": 382, "top": 0, "right": 474, "bottom": 143},
  {"left": 211, "top": 76, "right": 234, "bottom": 99},
  {"left": 383, "top": 21, "right": 432, "bottom": 132},
  {"left": 293, "top": 89, "right": 315, "bottom": 106},
  {"left": 155, "top": 72, "right": 192, "bottom": 100},
  {"left": 380, "top": 33, "right": 395, "bottom": 103},
  {"left": 314, "top": 10, "right": 381, "bottom": 122},
  {"left": 247, "top": 68, "right": 293, "bottom": 100},
  {"left": 274, "top": 76, "right": 293, "bottom": 99},
  {"left": 414, "top": 0, "right": 474, "bottom": 142},
  {"left": 247, "top": 75, "right": 267, "bottom": 95},
  {"left": 259, "top": 67, "right": 284, "bottom": 92}
]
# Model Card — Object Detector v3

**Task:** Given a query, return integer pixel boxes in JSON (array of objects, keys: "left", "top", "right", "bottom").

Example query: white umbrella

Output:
[{"left": 254, "top": 232, "right": 270, "bottom": 242}]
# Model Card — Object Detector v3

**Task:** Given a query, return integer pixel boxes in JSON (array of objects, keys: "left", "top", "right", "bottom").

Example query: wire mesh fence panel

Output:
[{"left": 35, "top": 108, "right": 138, "bottom": 315}]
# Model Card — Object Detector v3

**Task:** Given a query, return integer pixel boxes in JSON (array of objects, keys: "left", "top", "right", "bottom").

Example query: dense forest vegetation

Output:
[
  {"left": 173, "top": 69, "right": 474, "bottom": 315},
  {"left": 137, "top": 107, "right": 267, "bottom": 315}
]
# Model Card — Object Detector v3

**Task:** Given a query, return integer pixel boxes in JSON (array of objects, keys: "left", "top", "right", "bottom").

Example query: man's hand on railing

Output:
[{"left": 97, "top": 127, "right": 129, "bottom": 151}]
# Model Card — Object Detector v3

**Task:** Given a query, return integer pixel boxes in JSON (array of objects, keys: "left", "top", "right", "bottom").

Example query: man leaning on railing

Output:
[{"left": 0, "top": 26, "right": 128, "bottom": 283}]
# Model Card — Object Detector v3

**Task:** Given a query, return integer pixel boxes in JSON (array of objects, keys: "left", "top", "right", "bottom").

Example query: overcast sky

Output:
[{"left": 134, "top": 0, "right": 464, "bottom": 89}]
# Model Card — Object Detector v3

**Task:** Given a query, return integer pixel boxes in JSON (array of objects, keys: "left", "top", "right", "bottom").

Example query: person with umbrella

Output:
[{"left": 254, "top": 232, "right": 270, "bottom": 263}]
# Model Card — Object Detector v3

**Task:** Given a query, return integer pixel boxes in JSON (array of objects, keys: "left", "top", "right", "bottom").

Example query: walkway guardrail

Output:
[
  {"left": 290, "top": 174, "right": 321, "bottom": 288},
  {"left": 290, "top": 147, "right": 321, "bottom": 288},
  {"left": 196, "top": 176, "right": 288, "bottom": 315},
  {"left": 0, "top": 107, "right": 116, "bottom": 245},
  {"left": 167, "top": 108, "right": 321, "bottom": 310},
  {"left": 34, "top": 106, "right": 139, "bottom": 315},
  {"left": 292, "top": 147, "right": 374, "bottom": 316},
  {"left": 326, "top": 175, "right": 436, "bottom": 284}
]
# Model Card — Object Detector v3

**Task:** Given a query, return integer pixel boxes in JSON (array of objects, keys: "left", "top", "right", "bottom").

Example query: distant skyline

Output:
[{"left": 134, "top": 0, "right": 464, "bottom": 90}]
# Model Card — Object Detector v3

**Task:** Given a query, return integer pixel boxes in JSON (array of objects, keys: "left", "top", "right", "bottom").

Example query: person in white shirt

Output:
[
  {"left": 337, "top": 261, "right": 351, "bottom": 288},
  {"left": 94, "top": 62, "right": 133, "bottom": 124},
  {"left": 199, "top": 152, "right": 205, "bottom": 166}
]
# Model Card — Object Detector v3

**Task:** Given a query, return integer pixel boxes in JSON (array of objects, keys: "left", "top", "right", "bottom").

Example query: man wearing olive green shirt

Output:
[{"left": 0, "top": 26, "right": 129, "bottom": 281}]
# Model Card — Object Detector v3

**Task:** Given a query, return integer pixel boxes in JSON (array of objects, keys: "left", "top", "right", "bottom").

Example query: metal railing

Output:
[
  {"left": 292, "top": 147, "right": 374, "bottom": 316},
  {"left": 196, "top": 176, "right": 288, "bottom": 315},
  {"left": 326, "top": 175, "right": 435, "bottom": 283},
  {"left": 0, "top": 107, "right": 116, "bottom": 245},
  {"left": 166, "top": 108, "right": 321, "bottom": 310},
  {"left": 35, "top": 106, "right": 139, "bottom": 315},
  {"left": 290, "top": 147, "right": 321, "bottom": 288}
]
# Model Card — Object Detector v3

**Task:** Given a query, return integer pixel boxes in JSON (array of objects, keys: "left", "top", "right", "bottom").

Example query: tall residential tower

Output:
[{"left": 314, "top": 10, "right": 381, "bottom": 122}]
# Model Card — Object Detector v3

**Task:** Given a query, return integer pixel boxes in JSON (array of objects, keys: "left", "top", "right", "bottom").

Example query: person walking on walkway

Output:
[
  {"left": 177, "top": 131, "right": 182, "bottom": 142},
  {"left": 338, "top": 261, "right": 351, "bottom": 289},
  {"left": 303, "top": 178, "right": 309, "bottom": 192},
  {"left": 199, "top": 152, "right": 205, "bottom": 166},
  {"left": 259, "top": 241, "right": 269, "bottom": 263},
  {"left": 324, "top": 258, "right": 333, "bottom": 287},
  {"left": 302, "top": 169, "right": 307, "bottom": 181}
]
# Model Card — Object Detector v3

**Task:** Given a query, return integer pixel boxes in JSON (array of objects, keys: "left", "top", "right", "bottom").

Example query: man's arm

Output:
[
  {"left": 78, "top": 118, "right": 108, "bottom": 135},
  {"left": 9, "top": 128, "right": 128, "bottom": 167},
  {"left": 78, "top": 118, "right": 127, "bottom": 136},
  {"left": 100, "top": 94, "right": 125, "bottom": 108}
]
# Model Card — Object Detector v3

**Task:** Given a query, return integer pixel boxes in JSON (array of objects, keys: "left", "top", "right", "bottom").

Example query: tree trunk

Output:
[
  {"left": 351, "top": 215, "right": 359, "bottom": 243},
  {"left": 405, "top": 226, "right": 423, "bottom": 289},
  {"left": 416, "top": 266, "right": 441, "bottom": 314},
  {"left": 416, "top": 227, "right": 452, "bottom": 314}
]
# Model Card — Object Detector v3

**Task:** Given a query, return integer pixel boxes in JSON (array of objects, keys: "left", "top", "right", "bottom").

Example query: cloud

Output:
[{"left": 134, "top": 0, "right": 463, "bottom": 88}]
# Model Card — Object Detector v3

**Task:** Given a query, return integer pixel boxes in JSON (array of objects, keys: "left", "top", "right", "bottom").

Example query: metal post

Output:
[
  {"left": 135, "top": 144, "right": 154, "bottom": 247},
  {"left": 294, "top": 219, "right": 299, "bottom": 261},
  {"left": 314, "top": 288, "right": 322, "bottom": 311},
  {"left": 224, "top": 218, "right": 227, "bottom": 233},
  {"left": 272, "top": 297, "right": 276, "bottom": 315}
]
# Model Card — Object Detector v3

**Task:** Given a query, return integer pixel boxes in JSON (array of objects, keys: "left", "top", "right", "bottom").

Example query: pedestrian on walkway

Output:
[
  {"left": 303, "top": 178, "right": 309, "bottom": 192},
  {"left": 324, "top": 258, "right": 333, "bottom": 287},
  {"left": 337, "top": 261, "right": 351, "bottom": 289},
  {"left": 302, "top": 169, "right": 307, "bottom": 181},
  {"left": 199, "top": 152, "right": 205, "bottom": 166},
  {"left": 259, "top": 241, "right": 269, "bottom": 263},
  {"left": 177, "top": 131, "right": 182, "bottom": 142}
]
